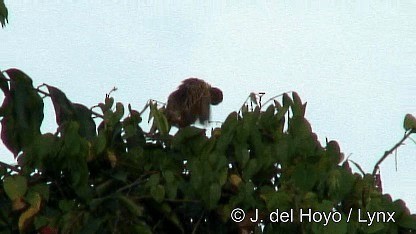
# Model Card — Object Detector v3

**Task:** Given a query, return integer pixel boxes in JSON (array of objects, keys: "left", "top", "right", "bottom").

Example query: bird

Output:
[{"left": 165, "top": 78, "right": 223, "bottom": 128}]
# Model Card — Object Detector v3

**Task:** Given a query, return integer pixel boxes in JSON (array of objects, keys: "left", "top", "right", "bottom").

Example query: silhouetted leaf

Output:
[
  {"left": 282, "top": 93, "right": 293, "bottom": 108},
  {"left": 47, "top": 85, "right": 96, "bottom": 139},
  {"left": 0, "top": 0, "right": 8, "bottom": 27},
  {"left": 73, "top": 104, "right": 96, "bottom": 140},
  {"left": 291, "top": 91, "right": 304, "bottom": 117},
  {"left": 47, "top": 85, "right": 74, "bottom": 125},
  {"left": 0, "top": 70, "right": 8, "bottom": 94},
  {"left": 1, "top": 69, "right": 44, "bottom": 156}
]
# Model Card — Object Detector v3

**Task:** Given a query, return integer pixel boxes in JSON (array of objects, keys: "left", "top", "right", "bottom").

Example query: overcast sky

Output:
[{"left": 1, "top": 1, "right": 415, "bottom": 212}]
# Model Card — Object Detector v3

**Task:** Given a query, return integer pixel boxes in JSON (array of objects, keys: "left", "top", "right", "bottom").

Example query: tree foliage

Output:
[
  {"left": 0, "top": 0, "right": 7, "bottom": 28},
  {"left": 0, "top": 69, "right": 416, "bottom": 233}
]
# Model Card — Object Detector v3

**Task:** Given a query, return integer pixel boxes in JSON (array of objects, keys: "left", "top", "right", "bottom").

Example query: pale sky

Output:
[{"left": 1, "top": 1, "right": 416, "bottom": 212}]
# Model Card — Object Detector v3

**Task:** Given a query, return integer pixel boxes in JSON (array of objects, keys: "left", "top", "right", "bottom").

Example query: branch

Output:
[
  {"left": 0, "top": 161, "right": 20, "bottom": 173},
  {"left": 372, "top": 130, "right": 413, "bottom": 176}
]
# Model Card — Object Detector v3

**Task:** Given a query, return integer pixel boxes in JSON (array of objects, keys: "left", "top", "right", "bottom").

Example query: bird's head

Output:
[{"left": 210, "top": 87, "right": 223, "bottom": 105}]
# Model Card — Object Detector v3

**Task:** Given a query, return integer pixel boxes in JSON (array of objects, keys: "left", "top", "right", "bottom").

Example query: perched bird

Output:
[{"left": 165, "top": 78, "right": 223, "bottom": 128}]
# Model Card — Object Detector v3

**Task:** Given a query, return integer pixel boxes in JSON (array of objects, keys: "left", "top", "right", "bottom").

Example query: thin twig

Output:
[
  {"left": 192, "top": 213, "right": 205, "bottom": 234},
  {"left": 260, "top": 90, "right": 294, "bottom": 110},
  {"left": 117, "top": 171, "right": 159, "bottom": 193},
  {"left": 372, "top": 130, "right": 413, "bottom": 176}
]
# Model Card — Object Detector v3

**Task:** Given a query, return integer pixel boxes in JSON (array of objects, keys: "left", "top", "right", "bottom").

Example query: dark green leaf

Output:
[
  {"left": 150, "top": 185, "right": 165, "bottom": 203},
  {"left": 47, "top": 85, "right": 96, "bottom": 139},
  {"left": 289, "top": 116, "right": 312, "bottom": 138},
  {"left": 291, "top": 91, "right": 304, "bottom": 117},
  {"left": 149, "top": 102, "right": 169, "bottom": 135},
  {"left": 0, "top": 70, "right": 8, "bottom": 94},
  {"left": 282, "top": 93, "right": 293, "bottom": 108},
  {"left": 133, "top": 222, "right": 153, "bottom": 234},
  {"left": 292, "top": 163, "right": 318, "bottom": 191},
  {"left": 73, "top": 103, "right": 96, "bottom": 139},
  {"left": 59, "top": 200, "right": 75, "bottom": 212},
  {"left": 117, "top": 195, "right": 144, "bottom": 216},
  {"left": 264, "top": 191, "right": 292, "bottom": 211},
  {"left": 47, "top": 85, "right": 75, "bottom": 125},
  {"left": 1, "top": 69, "right": 44, "bottom": 156},
  {"left": 30, "top": 184, "right": 49, "bottom": 201},
  {"left": 208, "top": 183, "right": 221, "bottom": 209},
  {"left": 4, "top": 175, "right": 27, "bottom": 200},
  {"left": 398, "top": 214, "right": 416, "bottom": 230}
]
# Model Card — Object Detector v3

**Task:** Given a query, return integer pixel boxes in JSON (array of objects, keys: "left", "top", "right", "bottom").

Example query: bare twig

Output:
[
  {"left": 117, "top": 170, "right": 159, "bottom": 193},
  {"left": 192, "top": 213, "right": 205, "bottom": 234},
  {"left": 260, "top": 90, "right": 294, "bottom": 109},
  {"left": 372, "top": 131, "right": 413, "bottom": 176},
  {"left": 0, "top": 161, "right": 20, "bottom": 173}
]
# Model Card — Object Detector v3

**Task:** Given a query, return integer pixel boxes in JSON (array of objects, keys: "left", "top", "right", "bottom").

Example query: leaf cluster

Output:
[{"left": 0, "top": 69, "right": 415, "bottom": 233}]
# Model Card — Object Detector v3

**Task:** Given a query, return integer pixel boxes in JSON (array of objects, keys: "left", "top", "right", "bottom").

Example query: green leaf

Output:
[
  {"left": 282, "top": 93, "right": 293, "bottom": 108},
  {"left": 149, "top": 102, "right": 169, "bottom": 135},
  {"left": 47, "top": 85, "right": 75, "bottom": 125},
  {"left": 25, "top": 191, "right": 41, "bottom": 206},
  {"left": 72, "top": 103, "right": 96, "bottom": 140},
  {"left": 33, "top": 216, "right": 49, "bottom": 230},
  {"left": 117, "top": 195, "right": 144, "bottom": 216},
  {"left": 208, "top": 183, "right": 221, "bottom": 209},
  {"left": 114, "top": 102, "right": 125, "bottom": 122},
  {"left": 243, "top": 159, "right": 258, "bottom": 181},
  {"left": 92, "top": 132, "right": 107, "bottom": 155},
  {"left": 163, "top": 170, "right": 175, "bottom": 183},
  {"left": 150, "top": 185, "right": 165, "bottom": 203},
  {"left": 79, "top": 217, "right": 103, "bottom": 234},
  {"left": 59, "top": 199, "right": 75, "bottom": 212},
  {"left": 103, "top": 96, "right": 114, "bottom": 112},
  {"left": 264, "top": 191, "right": 292, "bottom": 211},
  {"left": 327, "top": 168, "right": 355, "bottom": 201},
  {"left": 398, "top": 214, "right": 416, "bottom": 230},
  {"left": 234, "top": 143, "right": 250, "bottom": 168},
  {"left": 403, "top": 114, "right": 416, "bottom": 131},
  {"left": 326, "top": 140, "right": 343, "bottom": 164},
  {"left": 173, "top": 127, "right": 204, "bottom": 144},
  {"left": 147, "top": 174, "right": 160, "bottom": 187},
  {"left": 4, "top": 175, "right": 27, "bottom": 200},
  {"left": 23, "top": 133, "right": 59, "bottom": 170},
  {"left": 1, "top": 69, "right": 44, "bottom": 156},
  {"left": 291, "top": 91, "right": 305, "bottom": 117},
  {"left": 123, "top": 115, "right": 145, "bottom": 150},
  {"left": 30, "top": 184, "right": 49, "bottom": 201},
  {"left": 133, "top": 222, "right": 153, "bottom": 234},
  {"left": 289, "top": 116, "right": 312, "bottom": 138},
  {"left": 292, "top": 163, "right": 318, "bottom": 191},
  {"left": 47, "top": 85, "right": 96, "bottom": 139}
]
